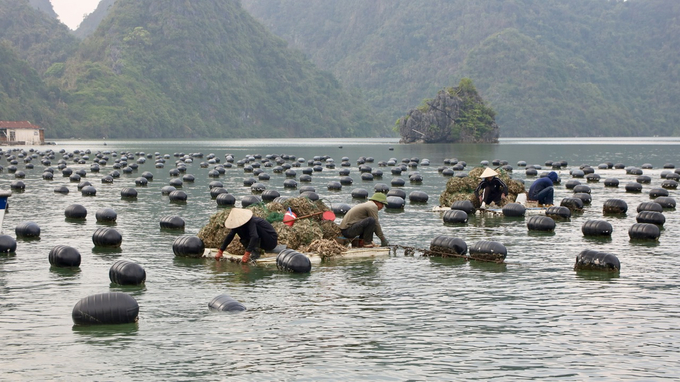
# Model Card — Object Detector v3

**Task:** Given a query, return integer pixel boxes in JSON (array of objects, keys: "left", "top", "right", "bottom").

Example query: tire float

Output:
[
  {"left": 637, "top": 202, "right": 663, "bottom": 213},
  {"left": 121, "top": 187, "right": 138, "bottom": 199},
  {"left": 428, "top": 235, "right": 467, "bottom": 257},
  {"left": 408, "top": 191, "right": 429, "bottom": 203},
  {"left": 574, "top": 250, "right": 620, "bottom": 272},
  {"left": 276, "top": 249, "right": 312, "bottom": 273},
  {"left": 350, "top": 188, "right": 368, "bottom": 199},
  {"left": 95, "top": 208, "right": 117, "bottom": 223},
  {"left": 160, "top": 215, "right": 185, "bottom": 230},
  {"left": 527, "top": 216, "right": 556, "bottom": 232},
  {"left": 628, "top": 223, "right": 660, "bottom": 240},
  {"left": 109, "top": 260, "right": 146, "bottom": 285},
  {"left": 469, "top": 241, "right": 507, "bottom": 262},
  {"left": 216, "top": 193, "right": 236, "bottom": 206},
  {"left": 172, "top": 235, "right": 205, "bottom": 258},
  {"left": 582, "top": 220, "right": 613, "bottom": 236},
  {"left": 72, "top": 292, "right": 139, "bottom": 325},
  {"left": 545, "top": 206, "right": 571, "bottom": 220},
  {"left": 15, "top": 221, "right": 41, "bottom": 238},
  {"left": 92, "top": 227, "right": 123, "bottom": 248},
  {"left": 385, "top": 196, "right": 405, "bottom": 210},
  {"left": 208, "top": 294, "right": 246, "bottom": 312},
  {"left": 442, "top": 209, "right": 468, "bottom": 224},
  {"left": 636, "top": 211, "right": 665, "bottom": 226},
  {"left": 65, "top": 204, "right": 87, "bottom": 219},
  {"left": 502, "top": 203, "right": 526, "bottom": 217},
  {"left": 560, "top": 198, "right": 584, "bottom": 212},
  {"left": 603, "top": 199, "right": 628, "bottom": 215},
  {"left": 603, "top": 178, "right": 619, "bottom": 187},
  {"left": 450, "top": 200, "right": 476, "bottom": 215},
  {"left": 654, "top": 197, "right": 676, "bottom": 208}
]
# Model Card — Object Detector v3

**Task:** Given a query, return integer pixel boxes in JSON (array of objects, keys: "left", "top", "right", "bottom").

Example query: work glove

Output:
[
  {"left": 380, "top": 238, "right": 389, "bottom": 247},
  {"left": 214, "top": 249, "right": 224, "bottom": 260},
  {"left": 241, "top": 251, "right": 251, "bottom": 263}
]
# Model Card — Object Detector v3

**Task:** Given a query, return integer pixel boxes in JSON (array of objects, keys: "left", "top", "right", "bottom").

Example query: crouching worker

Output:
[
  {"left": 474, "top": 167, "right": 508, "bottom": 207},
  {"left": 214, "top": 208, "right": 278, "bottom": 263},
  {"left": 339, "top": 193, "right": 389, "bottom": 248},
  {"left": 528, "top": 171, "right": 558, "bottom": 206}
]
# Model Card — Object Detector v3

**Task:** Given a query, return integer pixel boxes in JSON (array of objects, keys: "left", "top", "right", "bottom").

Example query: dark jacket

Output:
[
  {"left": 528, "top": 172, "right": 557, "bottom": 200},
  {"left": 474, "top": 177, "right": 508, "bottom": 202},
  {"left": 219, "top": 216, "right": 278, "bottom": 253}
]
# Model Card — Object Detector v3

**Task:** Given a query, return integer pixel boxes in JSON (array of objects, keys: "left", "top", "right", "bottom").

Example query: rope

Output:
[{"left": 389, "top": 244, "right": 505, "bottom": 264}]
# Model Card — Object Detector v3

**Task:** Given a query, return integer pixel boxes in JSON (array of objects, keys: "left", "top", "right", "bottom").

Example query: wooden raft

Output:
[{"left": 203, "top": 247, "right": 391, "bottom": 265}]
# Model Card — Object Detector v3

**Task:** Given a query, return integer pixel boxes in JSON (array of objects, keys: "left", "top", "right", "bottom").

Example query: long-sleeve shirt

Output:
[
  {"left": 474, "top": 177, "right": 508, "bottom": 200},
  {"left": 339, "top": 201, "right": 385, "bottom": 240},
  {"left": 528, "top": 177, "right": 554, "bottom": 200},
  {"left": 219, "top": 216, "right": 278, "bottom": 253}
]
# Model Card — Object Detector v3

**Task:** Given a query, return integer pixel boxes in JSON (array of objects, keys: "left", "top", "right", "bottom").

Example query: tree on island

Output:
[{"left": 397, "top": 78, "right": 498, "bottom": 143}]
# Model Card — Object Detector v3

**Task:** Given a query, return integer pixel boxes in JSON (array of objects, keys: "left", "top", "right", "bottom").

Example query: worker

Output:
[
  {"left": 214, "top": 208, "right": 278, "bottom": 263},
  {"left": 528, "top": 171, "right": 558, "bottom": 206},
  {"left": 474, "top": 167, "right": 508, "bottom": 207},
  {"left": 339, "top": 193, "right": 389, "bottom": 248}
]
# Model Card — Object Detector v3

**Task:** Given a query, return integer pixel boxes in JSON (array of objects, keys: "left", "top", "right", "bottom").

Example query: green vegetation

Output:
[{"left": 242, "top": 0, "right": 680, "bottom": 137}]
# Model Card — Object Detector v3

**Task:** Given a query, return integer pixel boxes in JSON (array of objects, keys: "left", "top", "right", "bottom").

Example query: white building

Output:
[{"left": 0, "top": 121, "right": 45, "bottom": 145}]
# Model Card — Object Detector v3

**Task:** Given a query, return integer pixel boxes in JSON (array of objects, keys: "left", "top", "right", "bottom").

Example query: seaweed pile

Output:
[
  {"left": 438, "top": 167, "right": 526, "bottom": 208},
  {"left": 198, "top": 196, "right": 345, "bottom": 258}
]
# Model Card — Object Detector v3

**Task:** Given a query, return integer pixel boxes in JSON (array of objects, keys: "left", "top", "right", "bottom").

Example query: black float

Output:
[
  {"left": 208, "top": 294, "right": 246, "bottom": 312},
  {"left": 603, "top": 199, "right": 628, "bottom": 215},
  {"left": 109, "top": 260, "right": 146, "bottom": 285},
  {"left": 581, "top": 220, "right": 613, "bottom": 236},
  {"left": 276, "top": 249, "right": 312, "bottom": 273},
  {"left": 15, "top": 221, "right": 40, "bottom": 238},
  {"left": 408, "top": 191, "right": 429, "bottom": 203},
  {"left": 172, "top": 235, "right": 205, "bottom": 258},
  {"left": 442, "top": 209, "right": 468, "bottom": 224},
  {"left": 216, "top": 193, "right": 236, "bottom": 206},
  {"left": 527, "top": 216, "right": 556, "bottom": 232},
  {"left": 636, "top": 211, "right": 665, "bottom": 226},
  {"left": 160, "top": 215, "right": 186, "bottom": 229},
  {"left": 92, "top": 227, "right": 123, "bottom": 248},
  {"left": 628, "top": 223, "right": 660, "bottom": 240},
  {"left": 0, "top": 235, "right": 17, "bottom": 253},
  {"left": 450, "top": 200, "right": 476, "bottom": 215},
  {"left": 121, "top": 187, "right": 138, "bottom": 199},
  {"left": 72, "top": 292, "right": 139, "bottom": 325},
  {"left": 469, "top": 241, "right": 507, "bottom": 262},
  {"left": 168, "top": 190, "right": 188, "bottom": 202},
  {"left": 429, "top": 235, "right": 467, "bottom": 257},
  {"left": 49, "top": 245, "right": 81, "bottom": 267},
  {"left": 574, "top": 250, "right": 620, "bottom": 272},
  {"left": 545, "top": 206, "right": 571, "bottom": 220},
  {"left": 502, "top": 203, "right": 526, "bottom": 217},
  {"left": 637, "top": 202, "right": 663, "bottom": 213},
  {"left": 65, "top": 204, "right": 87, "bottom": 219},
  {"left": 95, "top": 208, "right": 117, "bottom": 223}
]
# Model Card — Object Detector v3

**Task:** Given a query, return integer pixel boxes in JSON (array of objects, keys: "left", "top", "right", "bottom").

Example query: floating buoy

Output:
[
  {"left": 172, "top": 235, "right": 205, "bottom": 258},
  {"left": 300, "top": 191, "right": 319, "bottom": 201},
  {"left": 109, "top": 260, "right": 146, "bottom": 285},
  {"left": 160, "top": 215, "right": 185, "bottom": 229},
  {"left": 95, "top": 208, "right": 117, "bottom": 223},
  {"left": 72, "top": 292, "right": 139, "bottom": 325},
  {"left": 429, "top": 235, "right": 467, "bottom": 257},
  {"left": 573, "top": 192, "right": 592, "bottom": 205},
  {"left": 215, "top": 193, "right": 236, "bottom": 206},
  {"left": 0, "top": 235, "right": 18, "bottom": 253},
  {"left": 391, "top": 178, "right": 405, "bottom": 187},
  {"left": 387, "top": 189, "right": 406, "bottom": 199},
  {"left": 374, "top": 183, "right": 390, "bottom": 194},
  {"left": 276, "top": 249, "right": 312, "bottom": 273},
  {"left": 545, "top": 206, "right": 571, "bottom": 220},
  {"left": 408, "top": 191, "right": 429, "bottom": 203},
  {"left": 168, "top": 190, "right": 188, "bottom": 202},
  {"left": 574, "top": 250, "right": 620, "bottom": 272},
  {"left": 53, "top": 185, "right": 69, "bottom": 194},
  {"left": 502, "top": 203, "right": 526, "bottom": 217},
  {"left": 527, "top": 216, "right": 556, "bottom": 232},
  {"left": 65, "top": 204, "right": 87, "bottom": 219},
  {"left": 637, "top": 202, "right": 663, "bottom": 213},
  {"left": 48, "top": 245, "right": 80, "bottom": 267},
  {"left": 208, "top": 294, "right": 246, "bottom": 312},
  {"left": 10, "top": 180, "right": 25, "bottom": 190},
  {"left": 450, "top": 200, "right": 476, "bottom": 215},
  {"left": 92, "top": 227, "right": 123, "bottom": 248},
  {"left": 565, "top": 180, "right": 580, "bottom": 189},
  {"left": 649, "top": 188, "right": 669, "bottom": 198},
  {"left": 628, "top": 223, "right": 660, "bottom": 240},
  {"left": 241, "top": 195, "right": 261, "bottom": 207},
  {"left": 442, "top": 209, "right": 468, "bottom": 224},
  {"left": 331, "top": 203, "right": 352, "bottom": 216},
  {"left": 625, "top": 182, "right": 643, "bottom": 193},
  {"left": 561, "top": 198, "right": 584, "bottom": 212},
  {"left": 603, "top": 178, "right": 619, "bottom": 187},
  {"left": 573, "top": 184, "right": 591, "bottom": 194},
  {"left": 134, "top": 177, "right": 148, "bottom": 186},
  {"left": 327, "top": 181, "right": 342, "bottom": 191},
  {"left": 636, "top": 211, "right": 665, "bottom": 226},
  {"left": 210, "top": 187, "right": 228, "bottom": 199},
  {"left": 582, "top": 220, "right": 613, "bottom": 236},
  {"left": 351, "top": 188, "right": 369, "bottom": 199},
  {"left": 81, "top": 185, "right": 96, "bottom": 196},
  {"left": 636, "top": 175, "right": 652, "bottom": 184},
  {"left": 385, "top": 196, "right": 405, "bottom": 210},
  {"left": 469, "top": 241, "right": 507, "bottom": 262},
  {"left": 655, "top": 197, "right": 676, "bottom": 209},
  {"left": 661, "top": 180, "right": 678, "bottom": 189},
  {"left": 586, "top": 173, "right": 601, "bottom": 182},
  {"left": 261, "top": 190, "right": 280, "bottom": 202},
  {"left": 15, "top": 221, "right": 40, "bottom": 238},
  {"left": 603, "top": 199, "right": 628, "bottom": 215}
]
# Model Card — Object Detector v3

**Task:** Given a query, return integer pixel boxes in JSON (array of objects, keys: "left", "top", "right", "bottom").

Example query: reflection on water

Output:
[{"left": 1, "top": 138, "right": 679, "bottom": 379}]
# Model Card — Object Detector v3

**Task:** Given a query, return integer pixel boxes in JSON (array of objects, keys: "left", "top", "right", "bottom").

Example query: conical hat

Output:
[
  {"left": 479, "top": 167, "right": 499, "bottom": 179},
  {"left": 224, "top": 208, "right": 253, "bottom": 229}
]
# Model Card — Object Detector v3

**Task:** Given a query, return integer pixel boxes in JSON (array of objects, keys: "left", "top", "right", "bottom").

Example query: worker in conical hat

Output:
[
  {"left": 214, "top": 208, "right": 278, "bottom": 263},
  {"left": 474, "top": 167, "right": 508, "bottom": 207}
]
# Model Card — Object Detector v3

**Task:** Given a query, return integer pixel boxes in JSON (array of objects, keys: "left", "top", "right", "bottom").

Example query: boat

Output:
[{"left": 0, "top": 190, "right": 11, "bottom": 231}]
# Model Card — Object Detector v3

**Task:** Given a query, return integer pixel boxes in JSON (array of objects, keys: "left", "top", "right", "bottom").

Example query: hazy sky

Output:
[{"left": 51, "top": 0, "right": 100, "bottom": 30}]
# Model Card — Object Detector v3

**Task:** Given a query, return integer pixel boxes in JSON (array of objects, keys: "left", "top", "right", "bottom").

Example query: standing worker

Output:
[
  {"left": 474, "top": 167, "right": 508, "bottom": 207},
  {"left": 214, "top": 208, "right": 278, "bottom": 263},
  {"left": 528, "top": 171, "right": 558, "bottom": 206},
  {"left": 339, "top": 193, "right": 389, "bottom": 248}
]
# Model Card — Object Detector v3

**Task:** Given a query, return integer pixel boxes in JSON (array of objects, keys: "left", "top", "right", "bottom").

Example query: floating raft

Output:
[
  {"left": 432, "top": 193, "right": 549, "bottom": 216},
  {"left": 203, "top": 247, "right": 391, "bottom": 264}
]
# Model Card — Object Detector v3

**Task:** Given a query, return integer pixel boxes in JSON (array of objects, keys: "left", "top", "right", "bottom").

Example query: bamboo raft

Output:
[{"left": 203, "top": 246, "right": 391, "bottom": 264}]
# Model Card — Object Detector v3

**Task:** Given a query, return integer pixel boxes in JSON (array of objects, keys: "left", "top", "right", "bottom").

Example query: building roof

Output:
[{"left": 0, "top": 121, "right": 42, "bottom": 129}]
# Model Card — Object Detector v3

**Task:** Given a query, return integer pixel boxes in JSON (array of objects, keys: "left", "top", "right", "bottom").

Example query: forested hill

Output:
[
  {"left": 1, "top": 0, "right": 384, "bottom": 139},
  {"left": 74, "top": 0, "right": 116, "bottom": 39},
  {"left": 0, "top": 0, "right": 79, "bottom": 74},
  {"left": 28, "top": 0, "right": 57, "bottom": 19},
  {"left": 242, "top": 0, "right": 680, "bottom": 137}
]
